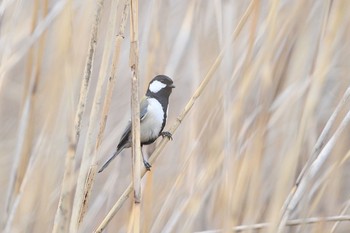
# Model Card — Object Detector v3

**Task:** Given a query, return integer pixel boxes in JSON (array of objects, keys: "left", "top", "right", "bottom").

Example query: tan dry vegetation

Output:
[{"left": 1, "top": 0, "right": 350, "bottom": 233}]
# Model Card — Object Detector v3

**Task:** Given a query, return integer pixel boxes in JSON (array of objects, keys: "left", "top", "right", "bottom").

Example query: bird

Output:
[{"left": 98, "top": 75, "right": 175, "bottom": 173}]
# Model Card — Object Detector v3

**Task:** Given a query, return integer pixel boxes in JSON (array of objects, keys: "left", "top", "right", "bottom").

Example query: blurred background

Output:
[{"left": 1, "top": 0, "right": 350, "bottom": 232}]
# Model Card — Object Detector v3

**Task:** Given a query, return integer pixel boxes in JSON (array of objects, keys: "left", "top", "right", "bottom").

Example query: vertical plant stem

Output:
[
  {"left": 50, "top": 1, "right": 76, "bottom": 232},
  {"left": 5, "top": 0, "right": 45, "bottom": 224},
  {"left": 85, "top": 9, "right": 130, "bottom": 232},
  {"left": 95, "top": 0, "right": 129, "bottom": 151},
  {"left": 129, "top": 0, "right": 141, "bottom": 232},
  {"left": 74, "top": 0, "right": 104, "bottom": 141},
  {"left": 277, "top": 1, "right": 337, "bottom": 231},
  {"left": 67, "top": 0, "right": 105, "bottom": 232}
]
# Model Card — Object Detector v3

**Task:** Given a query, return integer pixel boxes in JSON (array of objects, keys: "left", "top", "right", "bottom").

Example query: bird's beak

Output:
[{"left": 170, "top": 84, "right": 175, "bottom": 88}]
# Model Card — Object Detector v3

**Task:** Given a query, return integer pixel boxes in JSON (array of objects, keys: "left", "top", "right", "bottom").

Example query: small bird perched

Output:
[{"left": 98, "top": 75, "right": 175, "bottom": 173}]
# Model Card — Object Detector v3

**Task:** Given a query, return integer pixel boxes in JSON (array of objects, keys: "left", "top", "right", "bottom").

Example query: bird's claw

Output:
[
  {"left": 143, "top": 160, "right": 152, "bottom": 171},
  {"left": 161, "top": 131, "right": 173, "bottom": 140}
]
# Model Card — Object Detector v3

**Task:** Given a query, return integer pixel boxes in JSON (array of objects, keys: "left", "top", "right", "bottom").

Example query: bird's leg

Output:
[
  {"left": 160, "top": 131, "right": 173, "bottom": 140},
  {"left": 141, "top": 147, "right": 151, "bottom": 171}
]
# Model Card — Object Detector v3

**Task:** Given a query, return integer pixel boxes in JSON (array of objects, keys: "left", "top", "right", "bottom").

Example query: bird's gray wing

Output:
[
  {"left": 118, "top": 97, "right": 149, "bottom": 144},
  {"left": 98, "top": 97, "right": 149, "bottom": 173},
  {"left": 140, "top": 96, "right": 149, "bottom": 121},
  {"left": 119, "top": 97, "right": 149, "bottom": 142}
]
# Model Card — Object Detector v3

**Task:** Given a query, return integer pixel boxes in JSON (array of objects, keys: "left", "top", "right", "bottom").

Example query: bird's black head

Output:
[{"left": 146, "top": 75, "right": 175, "bottom": 99}]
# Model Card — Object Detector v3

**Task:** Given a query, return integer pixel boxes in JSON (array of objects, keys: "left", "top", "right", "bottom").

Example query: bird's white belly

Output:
[{"left": 140, "top": 98, "right": 164, "bottom": 142}]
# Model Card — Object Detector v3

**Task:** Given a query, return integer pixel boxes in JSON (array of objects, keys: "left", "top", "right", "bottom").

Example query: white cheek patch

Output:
[{"left": 149, "top": 80, "right": 166, "bottom": 93}]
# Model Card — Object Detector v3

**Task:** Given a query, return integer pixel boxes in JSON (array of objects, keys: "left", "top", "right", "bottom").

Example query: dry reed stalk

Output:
[
  {"left": 68, "top": 0, "right": 105, "bottom": 232},
  {"left": 251, "top": 1, "right": 314, "bottom": 231},
  {"left": 310, "top": 123, "right": 350, "bottom": 198},
  {"left": 2, "top": 1, "right": 350, "bottom": 232},
  {"left": 0, "top": 1, "right": 10, "bottom": 16},
  {"left": 76, "top": 3, "right": 129, "bottom": 231},
  {"left": 280, "top": 96, "right": 350, "bottom": 230},
  {"left": 75, "top": 0, "right": 123, "bottom": 221},
  {"left": 95, "top": 0, "right": 129, "bottom": 150},
  {"left": 4, "top": 143, "right": 37, "bottom": 232},
  {"left": 141, "top": 1, "right": 196, "bottom": 232},
  {"left": 5, "top": 0, "right": 40, "bottom": 213},
  {"left": 142, "top": 0, "right": 160, "bottom": 82},
  {"left": 76, "top": 5, "right": 131, "bottom": 230},
  {"left": 278, "top": 1, "right": 344, "bottom": 231},
  {"left": 306, "top": 150, "right": 350, "bottom": 215},
  {"left": 94, "top": 2, "right": 256, "bottom": 231},
  {"left": 4, "top": 118, "right": 53, "bottom": 232},
  {"left": 4, "top": 0, "right": 47, "bottom": 223},
  {"left": 53, "top": 0, "right": 104, "bottom": 230},
  {"left": 295, "top": 86, "right": 350, "bottom": 187},
  {"left": 150, "top": 102, "right": 222, "bottom": 232},
  {"left": 129, "top": 0, "right": 142, "bottom": 232},
  {"left": 331, "top": 196, "right": 350, "bottom": 232},
  {"left": 165, "top": 155, "right": 224, "bottom": 233},
  {"left": 164, "top": 1, "right": 196, "bottom": 77},
  {"left": 293, "top": 0, "right": 336, "bottom": 184},
  {"left": 220, "top": 1, "right": 260, "bottom": 231},
  {"left": 241, "top": 0, "right": 259, "bottom": 75},
  {"left": 0, "top": 0, "right": 67, "bottom": 80},
  {"left": 74, "top": 0, "right": 105, "bottom": 140},
  {"left": 194, "top": 215, "right": 350, "bottom": 233}
]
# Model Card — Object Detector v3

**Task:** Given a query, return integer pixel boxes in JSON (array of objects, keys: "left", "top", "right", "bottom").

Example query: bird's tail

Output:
[{"left": 98, "top": 146, "right": 124, "bottom": 173}]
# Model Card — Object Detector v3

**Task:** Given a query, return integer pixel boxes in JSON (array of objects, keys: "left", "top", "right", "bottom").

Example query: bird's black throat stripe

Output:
[{"left": 146, "top": 91, "right": 170, "bottom": 135}]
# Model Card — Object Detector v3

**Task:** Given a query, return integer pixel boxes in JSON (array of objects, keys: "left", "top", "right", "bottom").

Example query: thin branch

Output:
[
  {"left": 194, "top": 215, "right": 350, "bottom": 233},
  {"left": 94, "top": 1, "right": 256, "bottom": 232}
]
